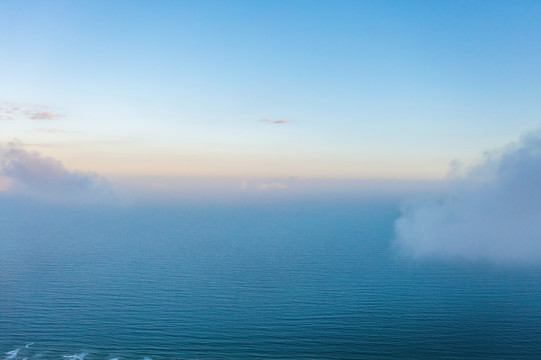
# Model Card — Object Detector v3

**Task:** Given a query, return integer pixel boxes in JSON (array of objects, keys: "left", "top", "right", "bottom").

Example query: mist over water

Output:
[
  {"left": 395, "top": 130, "right": 541, "bottom": 263},
  {"left": 2, "top": 197, "right": 541, "bottom": 359}
]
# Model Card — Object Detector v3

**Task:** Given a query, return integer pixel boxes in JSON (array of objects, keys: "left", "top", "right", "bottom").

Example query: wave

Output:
[
  {"left": 63, "top": 353, "right": 88, "bottom": 360},
  {"left": 3, "top": 346, "right": 161, "bottom": 360},
  {"left": 5, "top": 349, "right": 19, "bottom": 360}
]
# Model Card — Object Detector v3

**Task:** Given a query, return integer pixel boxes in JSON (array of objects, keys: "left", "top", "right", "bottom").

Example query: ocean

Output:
[{"left": 1, "top": 197, "right": 541, "bottom": 359}]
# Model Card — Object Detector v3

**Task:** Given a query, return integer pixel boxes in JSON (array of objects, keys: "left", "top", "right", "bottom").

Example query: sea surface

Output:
[{"left": 1, "top": 198, "right": 541, "bottom": 359}]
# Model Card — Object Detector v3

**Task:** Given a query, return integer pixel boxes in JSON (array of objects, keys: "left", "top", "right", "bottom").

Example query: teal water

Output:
[{"left": 1, "top": 199, "right": 541, "bottom": 359}]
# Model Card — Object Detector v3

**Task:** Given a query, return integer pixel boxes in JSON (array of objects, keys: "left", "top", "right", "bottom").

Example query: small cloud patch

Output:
[
  {"left": 0, "top": 101, "right": 63, "bottom": 121},
  {"left": 24, "top": 110, "right": 62, "bottom": 120},
  {"left": 36, "top": 128, "right": 78, "bottom": 134},
  {"left": 258, "top": 182, "right": 288, "bottom": 190},
  {"left": 239, "top": 179, "right": 288, "bottom": 191},
  {"left": 260, "top": 118, "right": 289, "bottom": 124}
]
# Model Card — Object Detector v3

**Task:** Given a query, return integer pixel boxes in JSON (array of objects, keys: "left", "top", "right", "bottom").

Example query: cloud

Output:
[
  {"left": 260, "top": 118, "right": 289, "bottom": 124},
  {"left": 36, "top": 128, "right": 78, "bottom": 134},
  {"left": 0, "top": 141, "right": 114, "bottom": 204},
  {"left": 0, "top": 102, "right": 18, "bottom": 120},
  {"left": 237, "top": 179, "right": 288, "bottom": 191},
  {"left": 0, "top": 101, "right": 63, "bottom": 121},
  {"left": 258, "top": 182, "right": 288, "bottom": 190},
  {"left": 24, "top": 110, "right": 62, "bottom": 120},
  {"left": 394, "top": 130, "right": 541, "bottom": 264}
]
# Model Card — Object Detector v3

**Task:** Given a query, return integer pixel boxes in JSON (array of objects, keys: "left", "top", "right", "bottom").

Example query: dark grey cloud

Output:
[
  {"left": 0, "top": 141, "right": 114, "bottom": 204},
  {"left": 394, "top": 130, "right": 541, "bottom": 264}
]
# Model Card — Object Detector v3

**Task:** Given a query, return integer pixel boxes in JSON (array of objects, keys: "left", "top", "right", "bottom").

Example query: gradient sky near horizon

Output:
[{"left": 1, "top": 0, "right": 540, "bottom": 181}]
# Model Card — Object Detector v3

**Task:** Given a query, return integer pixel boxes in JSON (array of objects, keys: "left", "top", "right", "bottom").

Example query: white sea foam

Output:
[
  {"left": 62, "top": 353, "right": 88, "bottom": 360},
  {"left": 24, "top": 344, "right": 33, "bottom": 349},
  {"left": 5, "top": 349, "right": 20, "bottom": 359}
]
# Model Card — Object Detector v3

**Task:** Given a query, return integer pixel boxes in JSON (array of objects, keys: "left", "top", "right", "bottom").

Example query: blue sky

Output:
[{"left": 1, "top": 0, "right": 540, "bottom": 183}]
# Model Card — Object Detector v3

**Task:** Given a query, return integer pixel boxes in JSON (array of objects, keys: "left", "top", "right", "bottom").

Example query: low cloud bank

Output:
[
  {"left": 0, "top": 141, "right": 113, "bottom": 204},
  {"left": 395, "top": 131, "right": 541, "bottom": 264}
]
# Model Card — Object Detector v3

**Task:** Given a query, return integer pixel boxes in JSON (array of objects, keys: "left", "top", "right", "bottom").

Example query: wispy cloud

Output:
[
  {"left": 0, "top": 102, "right": 19, "bottom": 120},
  {"left": 0, "top": 101, "right": 63, "bottom": 121},
  {"left": 258, "top": 182, "right": 288, "bottom": 190},
  {"left": 260, "top": 118, "right": 289, "bottom": 124},
  {"left": 394, "top": 130, "right": 541, "bottom": 264},
  {"left": 35, "top": 128, "right": 79, "bottom": 134},
  {"left": 24, "top": 110, "right": 62, "bottom": 120},
  {"left": 0, "top": 141, "right": 114, "bottom": 204},
  {"left": 239, "top": 179, "right": 288, "bottom": 191}
]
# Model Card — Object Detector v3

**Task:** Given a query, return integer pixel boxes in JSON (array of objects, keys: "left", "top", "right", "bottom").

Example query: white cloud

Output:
[
  {"left": 0, "top": 141, "right": 114, "bottom": 204},
  {"left": 258, "top": 182, "right": 288, "bottom": 190},
  {"left": 394, "top": 130, "right": 541, "bottom": 264}
]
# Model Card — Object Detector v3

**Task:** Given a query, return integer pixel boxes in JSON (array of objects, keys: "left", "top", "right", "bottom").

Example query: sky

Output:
[{"left": 1, "top": 0, "right": 540, "bottom": 188}]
